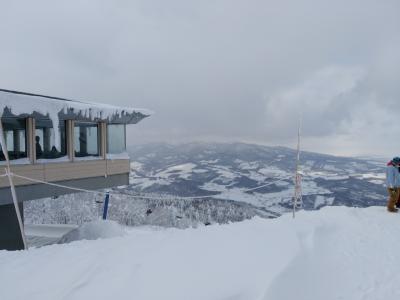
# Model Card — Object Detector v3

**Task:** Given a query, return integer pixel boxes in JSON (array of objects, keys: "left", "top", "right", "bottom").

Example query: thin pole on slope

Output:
[
  {"left": 292, "top": 117, "right": 303, "bottom": 219},
  {"left": 0, "top": 120, "right": 28, "bottom": 249},
  {"left": 102, "top": 192, "right": 110, "bottom": 220}
]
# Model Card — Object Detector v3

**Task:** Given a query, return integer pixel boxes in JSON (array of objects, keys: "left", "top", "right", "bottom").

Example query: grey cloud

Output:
[
  {"left": 0, "top": 0, "right": 399, "bottom": 156},
  {"left": 265, "top": 65, "right": 366, "bottom": 138}
]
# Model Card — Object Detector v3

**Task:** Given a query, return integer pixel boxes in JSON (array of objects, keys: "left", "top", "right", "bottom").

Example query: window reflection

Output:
[
  {"left": 107, "top": 124, "right": 126, "bottom": 154},
  {"left": 0, "top": 118, "right": 27, "bottom": 161},
  {"left": 74, "top": 122, "right": 99, "bottom": 157},
  {"left": 35, "top": 119, "right": 66, "bottom": 159}
]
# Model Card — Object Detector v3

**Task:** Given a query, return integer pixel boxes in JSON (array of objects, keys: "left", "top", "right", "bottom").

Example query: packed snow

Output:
[
  {"left": 1, "top": 206, "right": 400, "bottom": 300},
  {"left": 25, "top": 224, "right": 78, "bottom": 238},
  {"left": 25, "top": 224, "right": 79, "bottom": 248},
  {"left": 58, "top": 220, "right": 126, "bottom": 244}
]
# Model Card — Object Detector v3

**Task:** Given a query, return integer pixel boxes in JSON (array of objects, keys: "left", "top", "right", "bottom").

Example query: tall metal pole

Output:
[
  {"left": 292, "top": 118, "right": 303, "bottom": 218},
  {"left": 0, "top": 120, "right": 28, "bottom": 249}
]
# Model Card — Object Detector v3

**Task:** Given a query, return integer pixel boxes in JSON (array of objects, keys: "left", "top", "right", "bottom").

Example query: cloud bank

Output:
[{"left": 0, "top": 0, "right": 399, "bottom": 156}]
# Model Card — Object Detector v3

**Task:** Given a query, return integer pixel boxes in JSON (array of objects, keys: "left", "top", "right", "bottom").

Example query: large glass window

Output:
[
  {"left": 74, "top": 122, "right": 99, "bottom": 157},
  {"left": 35, "top": 119, "right": 66, "bottom": 159},
  {"left": 0, "top": 118, "right": 27, "bottom": 161},
  {"left": 107, "top": 124, "right": 126, "bottom": 154}
]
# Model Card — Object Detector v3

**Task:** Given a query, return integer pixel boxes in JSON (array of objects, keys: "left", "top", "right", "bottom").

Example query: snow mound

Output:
[
  {"left": 2, "top": 206, "right": 400, "bottom": 300},
  {"left": 58, "top": 220, "right": 126, "bottom": 244}
]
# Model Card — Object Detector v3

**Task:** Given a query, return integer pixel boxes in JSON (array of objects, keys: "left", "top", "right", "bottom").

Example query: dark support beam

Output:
[{"left": 0, "top": 202, "right": 24, "bottom": 251}]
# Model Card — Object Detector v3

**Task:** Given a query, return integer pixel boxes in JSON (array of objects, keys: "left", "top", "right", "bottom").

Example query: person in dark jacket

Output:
[
  {"left": 35, "top": 136, "right": 43, "bottom": 159},
  {"left": 386, "top": 157, "right": 400, "bottom": 212}
]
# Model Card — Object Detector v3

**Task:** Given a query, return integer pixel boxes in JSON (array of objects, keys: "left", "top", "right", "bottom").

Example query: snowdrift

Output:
[
  {"left": 1, "top": 206, "right": 400, "bottom": 300},
  {"left": 57, "top": 220, "right": 126, "bottom": 244}
]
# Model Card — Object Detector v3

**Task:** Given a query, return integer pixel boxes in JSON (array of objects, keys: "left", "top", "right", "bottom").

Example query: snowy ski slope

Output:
[{"left": 1, "top": 206, "right": 399, "bottom": 300}]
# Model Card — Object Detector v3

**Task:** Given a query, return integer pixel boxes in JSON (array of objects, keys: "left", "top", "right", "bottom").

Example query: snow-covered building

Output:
[{"left": 0, "top": 88, "right": 151, "bottom": 250}]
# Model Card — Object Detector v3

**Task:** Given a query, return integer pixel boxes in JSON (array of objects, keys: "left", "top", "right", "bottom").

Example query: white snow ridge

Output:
[
  {"left": 58, "top": 220, "right": 126, "bottom": 244},
  {"left": 1, "top": 206, "right": 399, "bottom": 300}
]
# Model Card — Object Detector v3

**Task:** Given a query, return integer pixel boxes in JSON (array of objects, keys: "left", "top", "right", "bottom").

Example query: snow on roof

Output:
[
  {"left": 0, "top": 88, "right": 153, "bottom": 151},
  {"left": 0, "top": 88, "right": 153, "bottom": 124}
]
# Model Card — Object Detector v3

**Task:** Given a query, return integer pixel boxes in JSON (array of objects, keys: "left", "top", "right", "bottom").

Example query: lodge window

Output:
[
  {"left": 107, "top": 124, "right": 126, "bottom": 154},
  {"left": 0, "top": 118, "right": 27, "bottom": 161},
  {"left": 35, "top": 119, "right": 67, "bottom": 159},
  {"left": 74, "top": 122, "right": 99, "bottom": 157}
]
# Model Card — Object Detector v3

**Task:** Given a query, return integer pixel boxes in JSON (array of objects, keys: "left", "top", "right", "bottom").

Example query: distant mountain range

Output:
[
  {"left": 128, "top": 142, "right": 387, "bottom": 215},
  {"left": 25, "top": 142, "right": 388, "bottom": 227}
]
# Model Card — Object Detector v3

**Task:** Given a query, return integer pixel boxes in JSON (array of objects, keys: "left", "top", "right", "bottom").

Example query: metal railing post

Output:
[{"left": 102, "top": 192, "right": 110, "bottom": 220}]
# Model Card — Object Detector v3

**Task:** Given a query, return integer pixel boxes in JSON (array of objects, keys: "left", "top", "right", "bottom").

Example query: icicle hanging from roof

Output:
[{"left": 0, "top": 89, "right": 152, "bottom": 151}]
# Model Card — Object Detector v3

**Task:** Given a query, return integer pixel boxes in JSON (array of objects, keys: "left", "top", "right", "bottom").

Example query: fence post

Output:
[{"left": 102, "top": 192, "right": 110, "bottom": 220}]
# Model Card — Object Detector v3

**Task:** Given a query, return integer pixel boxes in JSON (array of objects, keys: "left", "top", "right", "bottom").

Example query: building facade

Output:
[{"left": 0, "top": 89, "right": 151, "bottom": 250}]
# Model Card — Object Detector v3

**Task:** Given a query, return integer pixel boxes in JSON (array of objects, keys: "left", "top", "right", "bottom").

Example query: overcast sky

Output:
[{"left": 1, "top": 0, "right": 399, "bottom": 157}]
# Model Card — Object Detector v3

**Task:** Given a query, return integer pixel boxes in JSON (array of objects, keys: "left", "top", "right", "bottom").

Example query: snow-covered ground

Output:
[
  {"left": 1, "top": 206, "right": 400, "bottom": 300},
  {"left": 25, "top": 224, "right": 79, "bottom": 248}
]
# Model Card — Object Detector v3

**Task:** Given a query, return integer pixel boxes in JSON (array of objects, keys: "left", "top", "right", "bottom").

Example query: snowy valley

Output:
[
  {"left": 25, "top": 142, "right": 388, "bottom": 229},
  {"left": 128, "top": 142, "right": 387, "bottom": 212}
]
